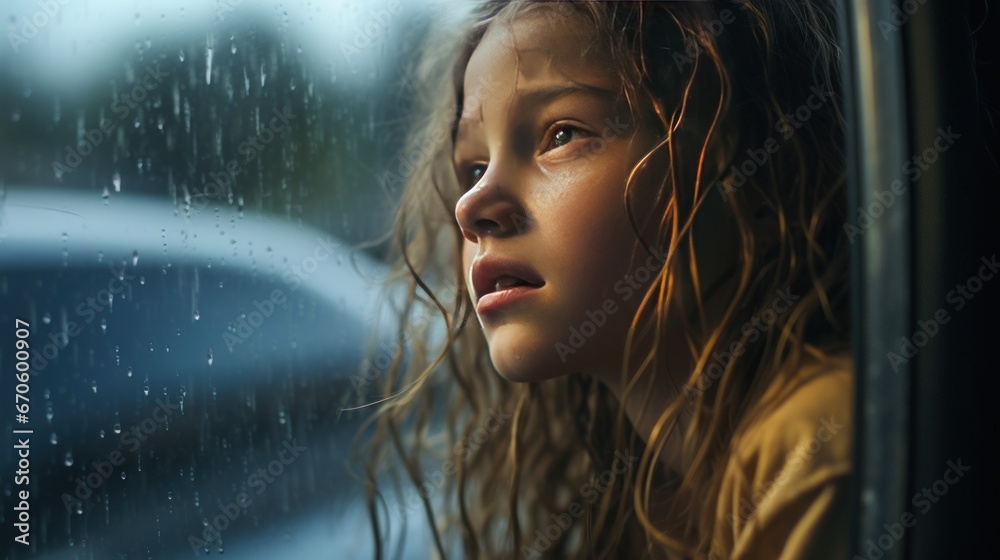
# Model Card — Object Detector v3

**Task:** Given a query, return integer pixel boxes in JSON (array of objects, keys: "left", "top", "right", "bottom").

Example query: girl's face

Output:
[{"left": 453, "top": 11, "right": 664, "bottom": 382}]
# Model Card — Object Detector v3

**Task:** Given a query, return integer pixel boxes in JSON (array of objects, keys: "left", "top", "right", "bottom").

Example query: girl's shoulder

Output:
[
  {"left": 712, "top": 352, "right": 854, "bottom": 559},
  {"left": 739, "top": 352, "right": 854, "bottom": 464}
]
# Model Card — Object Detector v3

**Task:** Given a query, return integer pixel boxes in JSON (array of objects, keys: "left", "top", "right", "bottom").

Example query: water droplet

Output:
[
  {"left": 179, "top": 49, "right": 185, "bottom": 62},
  {"left": 50, "top": 432, "right": 58, "bottom": 444},
  {"left": 102, "top": 186, "right": 110, "bottom": 202},
  {"left": 91, "top": 380, "right": 98, "bottom": 393},
  {"left": 193, "top": 309, "right": 201, "bottom": 321},
  {"left": 100, "top": 319, "right": 107, "bottom": 333},
  {"left": 207, "top": 348, "right": 214, "bottom": 366},
  {"left": 97, "top": 250, "right": 104, "bottom": 263},
  {"left": 74, "top": 501, "right": 83, "bottom": 515},
  {"left": 113, "top": 423, "right": 122, "bottom": 434},
  {"left": 206, "top": 43, "right": 214, "bottom": 85},
  {"left": 127, "top": 366, "right": 133, "bottom": 378},
  {"left": 42, "top": 312, "right": 51, "bottom": 324},
  {"left": 64, "top": 450, "right": 74, "bottom": 466},
  {"left": 112, "top": 172, "right": 122, "bottom": 192},
  {"left": 132, "top": 250, "right": 139, "bottom": 266},
  {"left": 121, "top": 471, "right": 127, "bottom": 480},
  {"left": 99, "top": 429, "right": 106, "bottom": 439}
]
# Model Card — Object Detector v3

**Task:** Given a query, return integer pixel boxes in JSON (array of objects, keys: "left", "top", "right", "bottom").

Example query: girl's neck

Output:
[{"left": 593, "top": 323, "right": 698, "bottom": 476}]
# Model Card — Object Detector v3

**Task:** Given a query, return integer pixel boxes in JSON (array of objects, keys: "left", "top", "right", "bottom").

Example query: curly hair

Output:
[{"left": 349, "top": 1, "right": 849, "bottom": 558}]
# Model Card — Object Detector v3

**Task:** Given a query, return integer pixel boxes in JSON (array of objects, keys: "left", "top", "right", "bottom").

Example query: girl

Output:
[{"left": 352, "top": 1, "right": 852, "bottom": 558}]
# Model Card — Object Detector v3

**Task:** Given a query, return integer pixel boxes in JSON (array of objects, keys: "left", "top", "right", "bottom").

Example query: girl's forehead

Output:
[{"left": 461, "top": 11, "right": 617, "bottom": 117}]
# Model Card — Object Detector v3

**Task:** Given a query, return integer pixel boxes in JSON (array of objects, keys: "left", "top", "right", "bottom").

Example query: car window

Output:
[{"left": 0, "top": 1, "right": 457, "bottom": 558}]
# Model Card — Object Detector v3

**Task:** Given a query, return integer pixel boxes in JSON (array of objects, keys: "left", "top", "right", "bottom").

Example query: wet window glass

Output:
[{"left": 0, "top": 1, "right": 448, "bottom": 557}]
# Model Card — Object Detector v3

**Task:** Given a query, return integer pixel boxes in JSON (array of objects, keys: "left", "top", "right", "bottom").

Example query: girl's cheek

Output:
[{"left": 462, "top": 240, "right": 477, "bottom": 292}]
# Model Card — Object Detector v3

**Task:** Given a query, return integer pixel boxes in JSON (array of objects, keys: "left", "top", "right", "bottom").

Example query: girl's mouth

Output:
[{"left": 476, "top": 282, "right": 543, "bottom": 314}]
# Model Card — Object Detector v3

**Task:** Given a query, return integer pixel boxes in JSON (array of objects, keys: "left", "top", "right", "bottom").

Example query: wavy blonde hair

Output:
[{"left": 349, "top": 1, "right": 849, "bottom": 558}]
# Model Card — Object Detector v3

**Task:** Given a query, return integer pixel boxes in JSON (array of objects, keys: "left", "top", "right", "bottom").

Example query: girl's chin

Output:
[{"left": 485, "top": 329, "right": 572, "bottom": 383}]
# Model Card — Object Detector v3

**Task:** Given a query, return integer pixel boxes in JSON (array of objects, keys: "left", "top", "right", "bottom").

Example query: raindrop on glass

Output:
[
  {"left": 64, "top": 450, "right": 74, "bottom": 466},
  {"left": 113, "top": 423, "right": 122, "bottom": 434},
  {"left": 207, "top": 348, "right": 214, "bottom": 366},
  {"left": 206, "top": 43, "right": 214, "bottom": 85}
]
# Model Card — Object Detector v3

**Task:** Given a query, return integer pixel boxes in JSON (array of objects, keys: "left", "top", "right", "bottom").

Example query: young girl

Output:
[{"left": 352, "top": 1, "right": 852, "bottom": 558}]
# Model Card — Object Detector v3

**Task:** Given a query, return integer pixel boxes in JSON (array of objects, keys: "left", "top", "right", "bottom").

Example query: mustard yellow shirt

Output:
[{"left": 710, "top": 355, "right": 854, "bottom": 559}]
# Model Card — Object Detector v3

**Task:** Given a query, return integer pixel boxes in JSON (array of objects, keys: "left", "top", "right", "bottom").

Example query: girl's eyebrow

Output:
[{"left": 455, "top": 82, "right": 620, "bottom": 145}]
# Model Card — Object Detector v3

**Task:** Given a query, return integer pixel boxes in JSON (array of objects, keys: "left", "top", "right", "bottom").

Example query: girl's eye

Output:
[
  {"left": 544, "top": 125, "right": 589, "bottom": 153},
  {"left": 461, "top": 163, "right": 487, "bottom": 190}
]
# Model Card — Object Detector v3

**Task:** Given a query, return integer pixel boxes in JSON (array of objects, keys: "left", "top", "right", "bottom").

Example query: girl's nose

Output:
[{"left": 454, "top": 169, "right": 526, "bottom": 244}]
